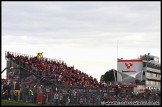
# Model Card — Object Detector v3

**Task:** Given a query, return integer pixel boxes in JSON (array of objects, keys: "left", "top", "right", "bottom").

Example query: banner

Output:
[{"left": 117, "top": 59, "right": 143, "bottom": 81}]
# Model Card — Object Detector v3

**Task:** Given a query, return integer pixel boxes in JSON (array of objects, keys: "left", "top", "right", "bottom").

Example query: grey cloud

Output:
[
  {"left": 2, "top": 2, "right": 160, "bottom": 49},
  {"left": 3, "top": 2, "right": 160, "bottom": 28},
  {"left": 3, "top": 10, "right": 160, "bottom": 37},
  {"left": 2, "top": 31, "right": 160, "bottom": 50}
]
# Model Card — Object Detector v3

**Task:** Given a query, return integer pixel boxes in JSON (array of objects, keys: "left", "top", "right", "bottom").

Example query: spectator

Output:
[
  {"left": 28, "top": 88, "right": 34, "bottom": 103},
  {"left": 5, "top": 51, "right": 161, "bottom": 106}
]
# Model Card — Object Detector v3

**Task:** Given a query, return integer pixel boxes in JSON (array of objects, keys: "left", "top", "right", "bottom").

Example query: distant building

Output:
[
  {"left": 117, "top": 53, "right": 161, "bottom": 91},
  {"left": 139, "top": 53, "right": 161, "bottom": 91}
]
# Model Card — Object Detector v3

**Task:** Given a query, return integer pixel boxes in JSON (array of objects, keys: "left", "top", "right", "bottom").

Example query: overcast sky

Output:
[{"left": 2, "top": 1, "right": 161, "bottom": 81}]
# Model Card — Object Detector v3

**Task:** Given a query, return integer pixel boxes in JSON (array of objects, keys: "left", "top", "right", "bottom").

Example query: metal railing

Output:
[{"left": 3, "top": 51, "right": 161, "bottom": 106}]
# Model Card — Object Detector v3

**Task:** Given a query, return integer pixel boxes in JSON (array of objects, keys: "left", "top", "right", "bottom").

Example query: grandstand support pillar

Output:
[
  {"left": 92, "top": 91, "right": 94, "bottom": 106},
  {"left": 86, "top": 88, "right": 88, "bottom": 105},
  {"left": 58, "top": 81, "right": 61, "bottom": 105},
  {"left": 64, "top": 91, "right": 66, "bottom": 105},
  {"left": 42, "top": 88, "right": 44, "bottom": 106},
  {"left": 18, "top": 91, "right": 20, "bottom": 101},
  {"left": 46, "top": 93, "right": 49, "bottom": 105},
  {"left": 70, "top": 90, "right": 72, "bottom": 105}
]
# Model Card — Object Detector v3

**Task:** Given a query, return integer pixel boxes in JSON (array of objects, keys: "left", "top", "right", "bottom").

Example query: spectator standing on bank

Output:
[{"left": 28, "top": 88, "right": 34, "bottom": 103}]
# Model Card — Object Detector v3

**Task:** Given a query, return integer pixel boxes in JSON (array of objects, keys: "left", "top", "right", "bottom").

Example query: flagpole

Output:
[
  {"left": 116, "top": 40, "right": 119, "bottom": 82},
  {"left": 117, "top": 40, "right": 119, "bottom": 60}
]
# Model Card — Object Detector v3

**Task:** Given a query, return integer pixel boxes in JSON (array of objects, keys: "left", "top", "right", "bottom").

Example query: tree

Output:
[
  {"left": 100, "top": 75, "right": 105, "bottom": 82},
  {"left": 100, "top": 69, "right": 117, "bottom": 83}
]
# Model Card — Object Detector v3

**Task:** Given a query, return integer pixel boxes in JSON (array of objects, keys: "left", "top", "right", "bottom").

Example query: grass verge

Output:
[{"left": 1, "top": 100, "right": 40, "bottom": 106}]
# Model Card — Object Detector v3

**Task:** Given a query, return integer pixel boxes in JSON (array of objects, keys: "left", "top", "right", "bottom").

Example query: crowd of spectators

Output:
[
  {"left": 1, "top": 51, "right": 160, "bottom": 106},
  {"left": 106, "top": 89, "right": 160, "bottom": 105},
  {"left": 6, "top": 52, "right": 100, "bottom": 89}
]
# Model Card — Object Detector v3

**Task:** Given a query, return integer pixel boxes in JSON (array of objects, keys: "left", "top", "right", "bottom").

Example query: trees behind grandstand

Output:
[{"left": 100, "top": 69, "right": 117, "bottom": 83}]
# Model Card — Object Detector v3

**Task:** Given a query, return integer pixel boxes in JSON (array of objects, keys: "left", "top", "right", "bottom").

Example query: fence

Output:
[
  {"left": 4, "top": 51, "right": 107, "bottom": 105},
  {"left": 2, "top": 79, "right": 110, "bottom": 106},
  {"left": 3, "top": 51, "right": 161, "bottom": 106}
]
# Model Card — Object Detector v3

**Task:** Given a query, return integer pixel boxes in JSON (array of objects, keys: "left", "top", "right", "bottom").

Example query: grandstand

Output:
[
  {"left": 3, "top": 51, "right": 102, "bottom": 105},
  {"left": 1, "top": 51, "right": 160, "bottom": 106},
  {"left": 5, "top": 51, "right": 99, "bottom": 89}
]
